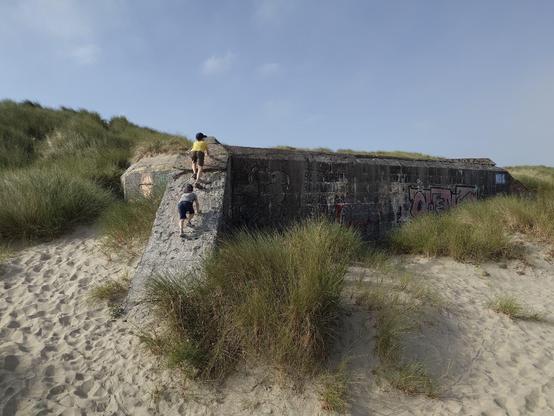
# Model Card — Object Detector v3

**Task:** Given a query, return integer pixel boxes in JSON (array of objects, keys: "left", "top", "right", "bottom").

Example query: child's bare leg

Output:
[
  {"left": 187, "top": 213, "right": 195, "bottom": 225},
  {"left": 195, "top": 165, "right": 204, "bottom": 183},
  {"left": 192, "top": 162, "right": 197, "bottom": 175},
  {"left": 179, "top": 219, "right": 185, "bottom": 234}
]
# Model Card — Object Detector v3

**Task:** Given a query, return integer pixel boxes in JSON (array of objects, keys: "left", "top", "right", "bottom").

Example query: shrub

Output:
[
  {"left": 0, "top": 166, "right": 112, "bottom": 240},
  {"left": 144, "top": 219, "right": 363, "bottom": 380}
]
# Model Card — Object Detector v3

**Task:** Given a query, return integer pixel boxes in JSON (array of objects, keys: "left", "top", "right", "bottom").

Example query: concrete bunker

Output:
[{"left": 125, "top": 144, "right": 520, "bottom": 309}]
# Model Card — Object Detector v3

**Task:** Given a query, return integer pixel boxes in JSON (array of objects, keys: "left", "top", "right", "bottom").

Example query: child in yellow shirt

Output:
[{"left": 191, "top": 132, "right": 209, "bottom": 185}]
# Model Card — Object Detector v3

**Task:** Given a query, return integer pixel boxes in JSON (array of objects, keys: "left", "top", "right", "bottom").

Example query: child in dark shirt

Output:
[{"left": 177, "top": 184, "right": 200, "bottom": 237}]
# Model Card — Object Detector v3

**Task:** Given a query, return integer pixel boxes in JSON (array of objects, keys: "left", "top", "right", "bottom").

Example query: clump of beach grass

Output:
[
  {"left": 489, "top": 295, "right": 543, "bottom": 321},
  {"left": 391, "top": 166, "right": 554, "bottom": 262},
  {"left": 98, "top": 189, "right": 163, "bottom": 257},
  {"left": 0, "top": 166, "right": 112, "bottom": 240},
  {"left": 89, "top": 278, "right": 129, "bottom": 304},
  {"left": 143, "top": 219, "right": 363, "bottom": 381},
  {"left": 89, "top": 274, "right": 131, "bottom": 318},
  {"left": 319, "top": 363, "right": 349, "bottom": 413},
  {"left": 356, "top": 268, "right": 440, "bottom": 397},
  {"left": 0, "top": 243, "right": 12, "bottom": 264}
]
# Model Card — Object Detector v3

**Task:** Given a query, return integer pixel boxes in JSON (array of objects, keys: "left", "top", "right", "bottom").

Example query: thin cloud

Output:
[
  {"left": 257, "top": 62, "right": 282, "bottom": 77},
  {"left": 69, "top": 44, "right": 100, "bottom": 65},
  {"left": 202, "top": 51, "right": 236, "bottom": 75},
  {"left": 253, "top": 0, "right": 293, "bottom": 25},
  {"left": 0, "top": 0, "right": 113, "bottom": 65}
]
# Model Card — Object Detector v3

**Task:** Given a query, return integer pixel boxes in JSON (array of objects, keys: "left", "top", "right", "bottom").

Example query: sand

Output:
[{"left": 1, "top": 229, "right": 553, "bottom": 415}]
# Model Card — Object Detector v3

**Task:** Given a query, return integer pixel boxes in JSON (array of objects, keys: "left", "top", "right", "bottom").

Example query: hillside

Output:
[{"left": 0, "top": 100, "right": 191, "bottom": 241}]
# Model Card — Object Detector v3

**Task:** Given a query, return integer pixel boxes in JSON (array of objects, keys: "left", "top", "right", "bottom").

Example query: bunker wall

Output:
[{"left": 224, "top": 148, "right": 512, "bottom": 240}]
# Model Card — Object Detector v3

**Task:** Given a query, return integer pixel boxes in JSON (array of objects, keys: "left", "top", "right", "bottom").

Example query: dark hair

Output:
[
  {"left": 196, "top": 132, "right": 207, "bottom": 141},
  {"left": 185, "top": 184, "right": 194, "bottom": 193}
]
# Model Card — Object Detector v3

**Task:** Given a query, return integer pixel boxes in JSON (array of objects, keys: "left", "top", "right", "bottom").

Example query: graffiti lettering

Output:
[{"left": 409, "top": 185, "right": 477, "bottom": 217}]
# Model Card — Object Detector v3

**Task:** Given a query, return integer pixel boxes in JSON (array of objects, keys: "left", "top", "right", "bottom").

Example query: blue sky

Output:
[{"left": 1, "top": 0, "right": 553, "bottom": 166}]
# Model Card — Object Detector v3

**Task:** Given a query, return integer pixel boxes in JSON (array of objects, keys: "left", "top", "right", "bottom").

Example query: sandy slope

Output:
[
  {"left": 0, "top": 229, "right": 321, "bottom": 416},
  {"left": 1, "top": 229, "right": 553, "bottom": 415}
]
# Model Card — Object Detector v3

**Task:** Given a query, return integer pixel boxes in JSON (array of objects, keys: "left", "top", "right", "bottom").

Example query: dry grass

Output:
[
  {"left": 489, "top": 295, "right": 544, "bottom": 321},
  {"left": 98, "top": 189, "right": 163, "bottom": 257},
  {"left": 356, "top": 264, "right": 440, "bottom": 397},
  {"left": 319, "top": 363, "right": 349, "bottom": 413},
  {"left": 133, "top": 137, "right": 191, "bottom": 162},
  {"left": 142, "top": 219, "right": 363, "bottom": 381},
  {"left": 391, "top": 166, "right": 554, "bottom": 262}
]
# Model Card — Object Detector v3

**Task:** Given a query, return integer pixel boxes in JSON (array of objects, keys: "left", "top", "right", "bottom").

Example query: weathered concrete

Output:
[
  {"left": 126, "top": 144, "right": 520, "bottom": 313},
  {"left": 223, "top": 147, "right": 515, "bottom": 240},
  {"left": 126, "top": 142, "right": 229, "bottom": 312},
  {"left": 121, "top": 154, "right": 185, "bottom": 200}
]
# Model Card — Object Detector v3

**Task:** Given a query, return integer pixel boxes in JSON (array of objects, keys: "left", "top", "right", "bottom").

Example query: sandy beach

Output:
[{"left": 1, "top": 229, "right": 553, "bottom": 415}]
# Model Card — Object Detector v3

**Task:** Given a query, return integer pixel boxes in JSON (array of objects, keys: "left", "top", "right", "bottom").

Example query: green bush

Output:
[
  {"left": 144, "top": 219, "right": 362, "bottom": 380},
  {"left": 0, "top": 166, "right": 112, "bottom": 240}
]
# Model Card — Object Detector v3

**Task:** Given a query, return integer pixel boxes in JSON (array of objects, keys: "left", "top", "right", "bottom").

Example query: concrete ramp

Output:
[{"left": 126, "top": 143, "right": 229, "bottom": 312}]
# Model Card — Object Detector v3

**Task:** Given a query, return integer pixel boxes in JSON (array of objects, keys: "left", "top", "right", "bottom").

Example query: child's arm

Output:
[{"left": 195, "top": 199, "right": 201, "bottom": 214}]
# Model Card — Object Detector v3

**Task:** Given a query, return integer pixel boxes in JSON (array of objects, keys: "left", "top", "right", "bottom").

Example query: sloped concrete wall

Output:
[
  {"left": 223, "top": 147, "right": 514, "bottom": 239},
  {"left": 126, "top": 144, "right": 229, "bottom": 312}
]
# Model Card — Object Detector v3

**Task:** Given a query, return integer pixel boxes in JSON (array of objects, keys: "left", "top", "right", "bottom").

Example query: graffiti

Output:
[
  {"left": 409, "top": 185, "right": 477, "bottom": 217},
  {"left": 139, "top": 173, "right": 154, "bottom": 198}
]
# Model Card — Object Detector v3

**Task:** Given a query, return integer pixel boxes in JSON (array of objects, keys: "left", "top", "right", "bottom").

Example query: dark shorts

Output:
[
  {"left": 178, "top": 201, "right": 195, "bottom": 219},
  {"left": 191, "top": 151, "right": 205, "bottom": 167}
]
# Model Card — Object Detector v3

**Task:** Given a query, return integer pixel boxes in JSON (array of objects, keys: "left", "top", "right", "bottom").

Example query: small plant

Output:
[
  {"left": 320, "top": 363, "right": 349, "bottom": 413},
  {"left": 89, "top": 276, "right": 129, "bottom": 304},
  {"left": 489, "top": 295, "right": 543, "bottom": 321},
  {"left": 0, "top": 243, "right": 12, "bottom": 264},
  {"left": 356, "top": 270, "right": 439, "bottom": 397},
  {"left": 384, "top": 362, "right": 437, "bottom": 397},
  {"left": 98, "top": 190, "right": 163, "bottom": 257}
]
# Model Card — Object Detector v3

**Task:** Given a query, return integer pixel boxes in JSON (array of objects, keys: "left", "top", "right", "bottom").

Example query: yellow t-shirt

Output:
[{"left": 191, "top": 140, "right": 208, "bottom": 152}]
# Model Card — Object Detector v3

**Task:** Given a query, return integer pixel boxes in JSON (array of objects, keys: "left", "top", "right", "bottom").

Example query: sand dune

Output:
[{"left": 1, "top": 229, "right": 553, "bottom": 415}]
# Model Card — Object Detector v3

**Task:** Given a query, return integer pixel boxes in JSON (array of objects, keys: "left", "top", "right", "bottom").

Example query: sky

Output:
[{"left": 1, "top": 0, "right": 553, "bottom": 166}]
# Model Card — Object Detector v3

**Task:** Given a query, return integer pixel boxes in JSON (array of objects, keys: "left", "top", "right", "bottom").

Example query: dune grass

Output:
[
  {"left": 489, "top": 295, "right": 543, "bottom": 321},
  {"left": 0, "top": 99, "right": 189, "bottom": 242},
  {"left": 98, "top": 189, "right": 163, "bottom": 257},
  {"left": 319, "top": 363, "right": 349, "bottom": 413},
  {"left": 89, "top": 277, "right": 129, "bottom": 303},
  {"left": 0, "top": 243, "right": 12, "bottom": 265},
  {"left": 0, "top": 166, "right": 112, "bottom": 240},
  {"left": 391, "top": 166, "right": 554, "bottom": 262},
  {"left": 273, "top": 145, "right": 441, "bottom": 160},
  {"left": 143, "top": 219, "right": 363, "bottom": 381},
  {"left": 356, "top": 267, "right": 440, "bottom": 397}
]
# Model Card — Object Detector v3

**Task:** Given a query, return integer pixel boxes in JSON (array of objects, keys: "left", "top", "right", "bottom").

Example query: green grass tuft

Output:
[
  {"left": 319, "top": 363, "right": 349, "bottom": 413},
  {"left": 384, "top": 362, "right": 437, "bottom": 397},
  {"left": 356, "top": 270, "right": 440, "bottom": 397},
  {"left": 89, "top": 279, "right": 129, "bottom": 304},
  {"left": 0, "top": 99, "right": 190, "bottom": 242},
  {"left": 0, "top": 166, "right": 112, "bottom": 240},
  {"left": 489, "top": 295, "right": 543, "bottom": 321},
  {"left": 98, "top": 190, "right": 163, "bottom": 256},
  {"left": 143, "top": 219, "right": 363, "bottom": 380}
]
